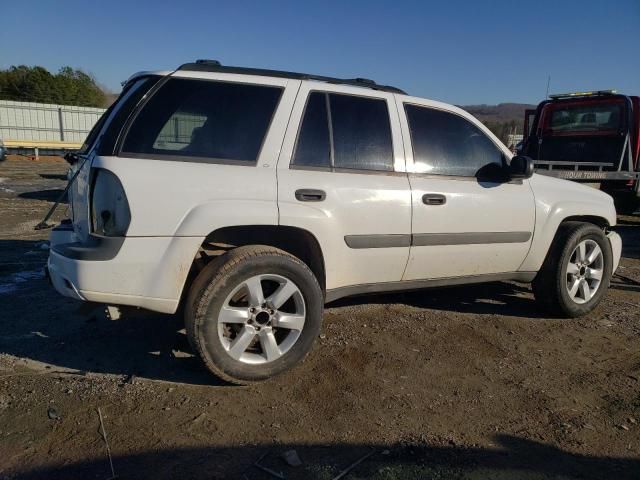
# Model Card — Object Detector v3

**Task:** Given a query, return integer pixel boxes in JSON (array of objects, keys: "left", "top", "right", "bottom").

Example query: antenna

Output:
[{"left": 545, "top": 75, "right": 551, "bottom": 99}]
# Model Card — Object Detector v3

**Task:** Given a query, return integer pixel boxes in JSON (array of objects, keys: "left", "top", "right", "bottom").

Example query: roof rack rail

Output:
[
  {"left": 177, "top": 60, "right": 406, "bottom": 94},
  {"left": 549, "top": 89, "right": 618, "bottom": 99}
]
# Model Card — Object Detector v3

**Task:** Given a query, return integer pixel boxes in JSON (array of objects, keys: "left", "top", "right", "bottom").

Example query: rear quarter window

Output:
[{"left": 121, "top": 78, "right": 283, "bottom": 163}]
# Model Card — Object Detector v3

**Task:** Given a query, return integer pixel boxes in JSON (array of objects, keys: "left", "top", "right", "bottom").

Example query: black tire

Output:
[
  {"left": 532, "top": 221, "right": 613, "bottom": 318},
  {"left": 185, "top": 245, "right": 323, "bottom": 384}
]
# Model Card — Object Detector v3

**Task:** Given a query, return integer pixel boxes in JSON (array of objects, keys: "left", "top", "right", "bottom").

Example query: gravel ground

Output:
[{"left": 0, "top": 156, "right": 639, "bottom": 480}]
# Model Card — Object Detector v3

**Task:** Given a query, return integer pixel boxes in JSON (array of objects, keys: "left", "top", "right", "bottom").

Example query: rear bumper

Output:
[{"left": 47, "top": 225, "right": 203, "bottom": 314}]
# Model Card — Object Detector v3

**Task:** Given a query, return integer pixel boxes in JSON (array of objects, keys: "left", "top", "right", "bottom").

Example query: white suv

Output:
[{"left": 47, "top": 60, "right": 622, "bottom": 384}]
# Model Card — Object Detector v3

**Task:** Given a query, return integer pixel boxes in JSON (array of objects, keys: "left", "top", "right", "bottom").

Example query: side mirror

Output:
[{"left": 509, "top": 155, "right": 534, "bottom": 179}]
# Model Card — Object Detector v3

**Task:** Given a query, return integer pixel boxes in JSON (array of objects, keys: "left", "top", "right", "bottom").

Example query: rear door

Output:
[
  {"left": 398, "top": 99, "right": 536, "bottom": 281},
  {"left": 277, "top": 83, "right": 412, "bottom": 292}
]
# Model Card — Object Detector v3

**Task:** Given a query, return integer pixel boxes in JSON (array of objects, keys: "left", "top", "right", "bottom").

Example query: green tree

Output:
[{"left": 0, "top": 65, "right": 107, "bottom": 107}]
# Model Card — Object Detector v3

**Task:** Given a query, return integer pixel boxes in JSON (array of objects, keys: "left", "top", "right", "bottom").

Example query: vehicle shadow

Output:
[
  {"left": 9, "top": 435, "right": 640, "bottom": 480},
  {"left": 18, "top": 188, "right": 67, "bottom": 203},
  {"left": 611, "top": 272, "right": 640, "bottom": 293},
  {"left": 328, "top": 281, "right": 548, "bottom": 319},
  {"left": 0, "top": 239, "right": 221, "bottom": 387},
  {"left": 39, "top": 173, "right": 68, "bottom": 181}
]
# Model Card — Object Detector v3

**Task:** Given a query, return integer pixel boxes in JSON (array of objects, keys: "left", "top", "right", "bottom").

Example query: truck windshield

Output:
[{"left": 542, "top": 99, "right": 624, "bottom": 135}]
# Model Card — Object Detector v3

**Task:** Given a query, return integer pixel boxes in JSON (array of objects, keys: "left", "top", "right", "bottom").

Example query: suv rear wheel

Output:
[
  {"left": 185, "top": 245, "right": 323, "bottom": 384},
  {"left": 532, "top": 221, "right": 613, "bottom": 317}
]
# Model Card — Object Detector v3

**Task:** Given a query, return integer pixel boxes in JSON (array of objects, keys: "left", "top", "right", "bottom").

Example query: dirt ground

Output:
[{"left": 0, "top": 156, "right": 639, "bottom": 480}]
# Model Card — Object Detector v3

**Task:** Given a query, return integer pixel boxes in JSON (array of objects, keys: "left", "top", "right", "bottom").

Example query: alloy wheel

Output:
[
  {"left": 217, "top": 274, "right": 306, "bottom": 364},
  {"left": 566, "top": 239, "right": 604, "bottom": 304}
]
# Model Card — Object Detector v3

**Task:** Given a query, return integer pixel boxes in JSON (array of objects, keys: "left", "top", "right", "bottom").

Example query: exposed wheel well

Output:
[
  {"left": 192, "top": 225, "right": 326, "bottom": 293},
  {"left": 561, "top": 215, "right": 610, "bottom": 230}
]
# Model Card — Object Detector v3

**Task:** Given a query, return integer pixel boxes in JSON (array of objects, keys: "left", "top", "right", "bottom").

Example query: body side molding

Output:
[
  {"left": 412, "top": 231, "right": 532, "bottom": 246},
  {"left": 344, "top": 234, "right": 412, "bottom": 249},
  {"left": 344, "top": 232, "right": 532, "bottom": 249}
]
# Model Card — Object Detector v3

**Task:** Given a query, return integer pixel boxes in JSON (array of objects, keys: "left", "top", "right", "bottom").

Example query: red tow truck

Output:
[{"left": 519, "top": 90, "right": 640, "bottom": 212}]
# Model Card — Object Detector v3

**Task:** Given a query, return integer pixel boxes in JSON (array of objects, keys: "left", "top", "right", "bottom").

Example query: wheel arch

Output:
[
  {"left": 185, "top": 224, "right": 326, "bottom": 297},
  {"left": 519, "top": 205, "right": 614, "bottom": 273},
  {"left": 560, "top": 215, "right": 610, "bottom": 229}
]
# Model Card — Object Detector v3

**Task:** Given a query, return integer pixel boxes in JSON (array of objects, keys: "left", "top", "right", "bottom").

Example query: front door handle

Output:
[
  {"left": 422, "top": 193, "right": 446, "bottom": 206},
  {"left": 295, "top": 189, "right": 326, "bottom": 202}
]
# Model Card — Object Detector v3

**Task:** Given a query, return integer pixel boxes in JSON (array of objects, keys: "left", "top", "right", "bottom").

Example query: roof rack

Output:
[
  {"left": 548, "top": 89, "right": 618, "bottom": 99},
  {"left": 177, "top": 59, "right": 406, "bottom": 94}
]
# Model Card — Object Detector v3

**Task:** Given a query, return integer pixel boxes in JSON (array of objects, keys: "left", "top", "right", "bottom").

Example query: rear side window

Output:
[
  {"left": 121, "top": 78, "right": 283, "bottom": 163},
  {"left": 292, "top": 92, "right": 331, "bottom": 168},
  {"left": 405, "top": 105, "right": 503, "bottom": 177},
  {"left": 292, "top": 92, "right": 393, "bottom": 172}
]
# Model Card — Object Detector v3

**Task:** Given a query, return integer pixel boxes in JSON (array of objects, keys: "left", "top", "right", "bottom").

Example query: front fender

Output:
[{"left": 519, "top": 199, "right": 617, "bottom": 272}]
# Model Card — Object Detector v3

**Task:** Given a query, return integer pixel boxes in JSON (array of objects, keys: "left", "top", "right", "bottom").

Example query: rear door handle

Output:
[
  {"left": 295, "top": 189, "right": 326, "bottom": 202},
  {"left": 422, "top": 193, "right": 446, "bottom": 206}
]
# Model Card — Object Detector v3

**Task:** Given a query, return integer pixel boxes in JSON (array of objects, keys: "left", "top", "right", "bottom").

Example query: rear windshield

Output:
[{"left": 542, "top": 99, "right": 625, "bottom": 135}]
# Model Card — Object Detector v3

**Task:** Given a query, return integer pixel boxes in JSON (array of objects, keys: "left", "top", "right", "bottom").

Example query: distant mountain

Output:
[{"left": 461, "top": 103, "right": 536, "bottom": 124}]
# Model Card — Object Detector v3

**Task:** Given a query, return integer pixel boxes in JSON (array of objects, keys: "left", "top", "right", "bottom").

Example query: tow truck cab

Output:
[{"left": 520, "top": 91, "right": 640, "bottom": 211}]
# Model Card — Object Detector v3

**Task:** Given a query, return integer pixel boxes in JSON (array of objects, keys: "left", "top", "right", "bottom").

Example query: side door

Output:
[
  {"left": 277, "top": 83, "right": 412, "bottom": 293},
  {"left": 398, "top": 99, "right": 536, "bottom": 281}
]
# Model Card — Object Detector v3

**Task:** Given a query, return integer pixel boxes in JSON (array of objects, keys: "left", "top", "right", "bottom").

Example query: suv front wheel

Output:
[
  {"left": 185, "top": 245, "right": 323, "bottom": 384},
  {"left": 532, "top": 221, "right": 613, "bottom": 317}
]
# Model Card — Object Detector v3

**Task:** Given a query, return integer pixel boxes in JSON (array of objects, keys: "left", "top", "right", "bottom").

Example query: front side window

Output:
[
  {"left": 121, "top": 78, "right": 283, "bottom": 163},
  {"left": 405, "top": 105, "right": 503, "bottom": 177},
  {"left": 292, "top": 92, "right": 393, "bottom": 172}
]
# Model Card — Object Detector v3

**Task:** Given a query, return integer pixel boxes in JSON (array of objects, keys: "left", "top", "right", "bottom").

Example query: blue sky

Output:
[{"left": 1, "top": 0, "right": 638, "bottom": 105}]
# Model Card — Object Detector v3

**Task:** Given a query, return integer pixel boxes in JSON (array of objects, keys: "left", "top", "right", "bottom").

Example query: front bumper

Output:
[
  {"left": 607, "top": 231, "right": 622, "bottom": 274},
  {"left": 47, "top": 224, "right": 203, "bottom": 314}
]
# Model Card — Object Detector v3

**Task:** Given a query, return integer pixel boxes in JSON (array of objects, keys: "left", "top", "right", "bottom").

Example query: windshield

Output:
[{"left": 542, "top": 98, "right": 625, "bottom": 135}]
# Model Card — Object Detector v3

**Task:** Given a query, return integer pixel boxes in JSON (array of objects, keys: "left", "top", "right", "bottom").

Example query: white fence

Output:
[{"left": 0, "top": 100, "right": 106, "bottom": 146}]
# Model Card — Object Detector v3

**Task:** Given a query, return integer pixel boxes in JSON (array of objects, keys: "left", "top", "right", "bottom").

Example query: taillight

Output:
[{"left": 90, "top": 169, "right": 131, "bottom": 236}]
